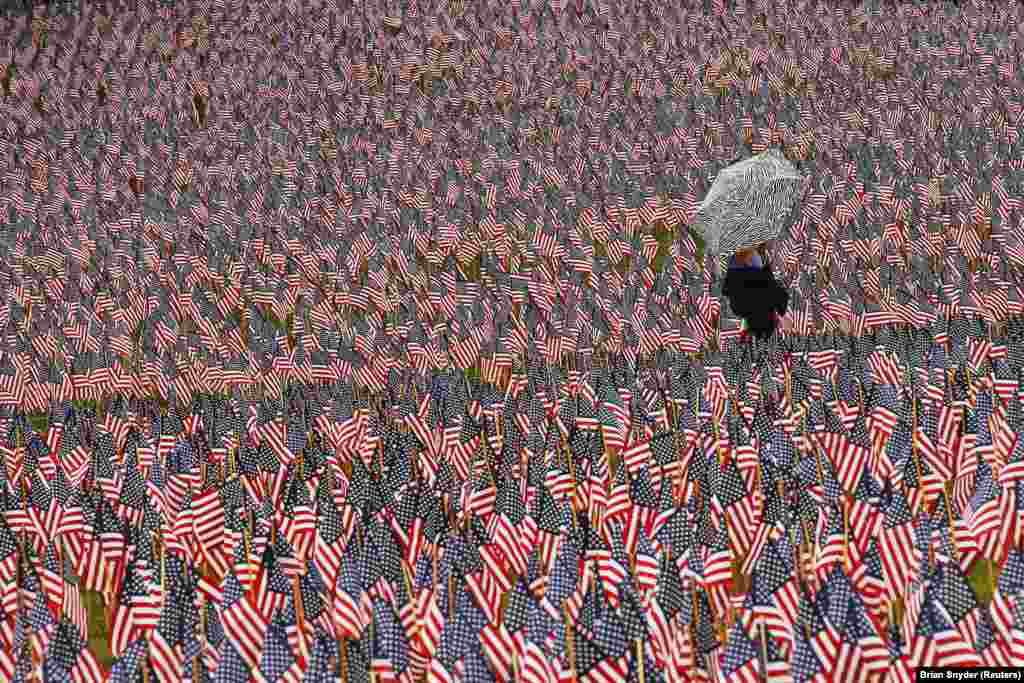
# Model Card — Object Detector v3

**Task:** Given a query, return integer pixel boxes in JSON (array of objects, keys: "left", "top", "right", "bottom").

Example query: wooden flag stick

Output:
[
  {"left": 368, "top": 616, "right": 377, "bottom": 683},
  {"left": 792, "top": 523, "right": 804, "bottom": 589},
  {"left": 941, "top": 485, "right": 960, "bottom": 562},
  {"left": 402, "top": 561, "right": 415, "bottom": 604},
  {"left": 676, "top": 433, "right": 687, "bottom": 505},
  {"left": 813, "top": 437, "right": 824, "bottom": 485},
  {"left": 713, "top": 421, "right": 724, "bottom": 467},
  {"left": 448, "top": 573, "right": 455, "bottom": 620},
  {"left": 692, "top": 583, "right": 700, "bottom": 633},
  {"left": 759, "top": 622, "right": 770, "bottom": 683},
  {"left": 785, "top": 363, "right": 792, "bottom": 406},
  {"left": 194, "top": 592, "right": 207, "bottom": 683},
  {"left": 292, "top": 575, "right": 308, "bottom": 664},
  {"left": 106, "top": 561, "right": 117, "bottom": 629},
  {"left": 636, "top": 639, "right": 645, "bottom": 683},
  {"left": 842, "top": 496, "right": 850, "bottom": 571}
]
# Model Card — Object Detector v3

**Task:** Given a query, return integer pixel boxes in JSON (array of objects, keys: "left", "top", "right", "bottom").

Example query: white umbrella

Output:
[{"left": 692, "top": 148, "right": 808, "bottom": 276}]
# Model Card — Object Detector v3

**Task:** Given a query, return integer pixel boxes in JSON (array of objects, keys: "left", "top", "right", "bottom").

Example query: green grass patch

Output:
[
  {"left": 461, "top": 252, "right": 482, "bottom": 282},
  {"left": 649, "top": 223, "right": 705, "bottom": 275},
  {"left": 652, "top": 224, "right": 674, "bottom": 273},
  {"left": 28, "top": 413, "right": 48, "bottom": 433},
  {"left": 968, "top": 557, "right": 998, "bottom": 606},
  {"left": 82, "top": 589, "right": 113, "bottom": 672},
  {"left": 23, "top": 400, "right": 103, "bottom": 435}
]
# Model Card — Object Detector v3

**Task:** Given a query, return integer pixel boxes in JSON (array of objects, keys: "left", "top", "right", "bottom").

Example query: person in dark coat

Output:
[{"left": 722, "top": 246, "right": 789, "bottom": 341}]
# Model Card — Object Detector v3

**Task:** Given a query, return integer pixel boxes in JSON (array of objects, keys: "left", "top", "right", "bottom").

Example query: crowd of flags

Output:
[
  {"left": 3, "top": 316, "right": 1024, "bottom": 682},
  {"left": 1, "top": 0, "right": 1024, "bottom": 680}
]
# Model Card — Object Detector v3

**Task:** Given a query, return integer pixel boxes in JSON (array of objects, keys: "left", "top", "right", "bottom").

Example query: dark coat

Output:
[{"left": 722, "top": 261, "right": 790, "bottom": 340}]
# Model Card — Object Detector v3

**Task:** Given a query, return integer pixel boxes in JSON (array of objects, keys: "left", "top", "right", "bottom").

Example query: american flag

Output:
[{"left": 1, "top": 1, "right": 1022, "bottom": 679}]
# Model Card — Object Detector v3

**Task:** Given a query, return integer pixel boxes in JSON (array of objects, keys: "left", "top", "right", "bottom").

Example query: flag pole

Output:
[
  {"left": 676, "top": 427, "right": 687, "bottom": 506},
  {"left": 942, "top": 477, "right": 960, "bottom": 561},
  {"left": 792, "top": 521, "right": 805, "bottom": 591},
  {"left": 194, "top": 591, "right": 206, "bottom": 683},
  {"left": 842, "top": 495, "right": 850, "bottom": 571},
  {"left": 785, "top": 361, "right": 792, "bottom": 407},
  {"left": 713, "top": 421, "right": 724, "bottom": 467},
  {"left": 402, "top": 560, "right": 415, "bottom": 607},
  {"left": 368, "top": 618, "right": 376, "bottom": 683},
  {"left": 759, "top": 622, "right": 770, "bottom": 683},
  {"left": 691, "top": 580, "right": 701, "bottom": 653},
  {"left": 813, "top": 434, "right": 824, "bottom": 485},
  {"left": 448, "top": 572, "right": 455, "bottom": 620},
  {"left": 292, "top": 574, "right": 308, "bottom": 664}
]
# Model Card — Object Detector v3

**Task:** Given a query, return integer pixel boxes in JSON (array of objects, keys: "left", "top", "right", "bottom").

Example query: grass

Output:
[
  {"left": 884, "top": 557, "right": 996, "bottom": 632},
  {"left": 646, "top": 222, "right": 706, "bottom": 278},
  {"left": 459, "top": 252, "right": 482, "bottom": 282},
  {"left": 82, "top": 589, "right": 113, "bottom": 672},
  {"left": 967, "top": 557, "right": 999, "bottom": 606},
  {"left": 28, "top": 412, "right": 47, "bottom": 434}
]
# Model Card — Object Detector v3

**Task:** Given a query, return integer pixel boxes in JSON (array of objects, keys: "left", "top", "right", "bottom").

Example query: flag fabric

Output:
[{"left": 0, "top": 0, "right": 1021, "bottom": 679}]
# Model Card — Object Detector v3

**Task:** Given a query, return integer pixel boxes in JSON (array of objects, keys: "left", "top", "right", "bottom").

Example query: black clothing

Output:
[{"left": 722, "top": 260, "right": 790, "bottom": 340}]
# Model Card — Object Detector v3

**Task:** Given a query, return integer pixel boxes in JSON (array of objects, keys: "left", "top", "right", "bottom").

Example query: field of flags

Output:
[{"left": 3, "top": 0, "right": 1024, "bottom": 680}]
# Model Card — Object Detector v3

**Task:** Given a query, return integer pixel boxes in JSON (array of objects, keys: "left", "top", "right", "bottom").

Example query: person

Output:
[
  {"left": 722, "top": 244, "right": 789, "bottom": 341},
  {"left": 731, "top": 248, "right": 763, "bottom": 270}
]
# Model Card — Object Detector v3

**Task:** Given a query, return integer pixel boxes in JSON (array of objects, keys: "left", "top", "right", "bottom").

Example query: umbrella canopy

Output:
[{"left": 691, "top": 148, "right": 807, "bottom": 276}]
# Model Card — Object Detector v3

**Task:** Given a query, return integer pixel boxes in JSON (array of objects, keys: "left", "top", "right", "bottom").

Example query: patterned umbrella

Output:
[{"left": 692, "top": 148, "right": 807, "bottom": 277}]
